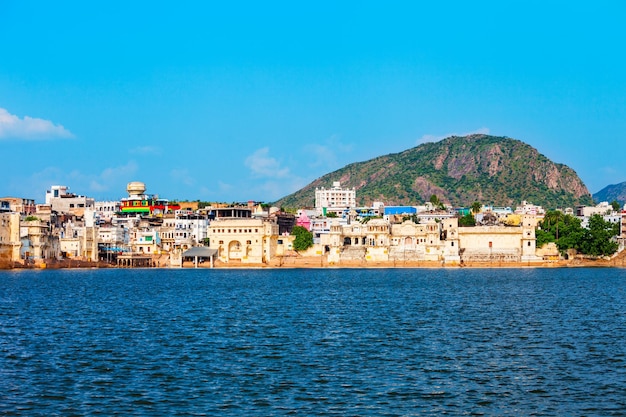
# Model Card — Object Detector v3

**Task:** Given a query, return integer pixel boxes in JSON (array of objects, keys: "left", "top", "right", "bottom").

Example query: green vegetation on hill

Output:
[{"left": 275, "top": 135, "right": 593, "bottom": 209}]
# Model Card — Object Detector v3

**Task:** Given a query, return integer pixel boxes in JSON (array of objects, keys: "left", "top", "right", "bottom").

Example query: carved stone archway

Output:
[{"left": 228, "top": 240, "right": 243, "bottom": 260}]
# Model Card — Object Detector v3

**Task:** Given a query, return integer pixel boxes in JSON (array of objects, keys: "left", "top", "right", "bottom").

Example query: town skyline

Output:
[{"left": 1, "top": 2, "right": 626, "bottom": 202}]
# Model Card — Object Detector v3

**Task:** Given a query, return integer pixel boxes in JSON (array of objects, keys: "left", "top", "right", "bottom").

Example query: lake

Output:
[{"left": 1, "top": 267, "right": 625, "bottom": 416}]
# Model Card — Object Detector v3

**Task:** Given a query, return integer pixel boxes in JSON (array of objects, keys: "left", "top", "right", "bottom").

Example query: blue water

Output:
[{"left": 1, "top": 268, "right": 625, "bottom": 416}]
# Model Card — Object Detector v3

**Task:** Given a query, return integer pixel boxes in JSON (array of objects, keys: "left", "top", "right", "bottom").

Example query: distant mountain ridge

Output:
[
  {"left": 593, "top": 182, "right": 626, "bottom": 206},
  {"left": 275, "top": 134, "right": 593, "bottom": 209}
]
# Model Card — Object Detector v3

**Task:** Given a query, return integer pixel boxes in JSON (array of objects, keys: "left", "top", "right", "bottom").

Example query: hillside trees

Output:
[{"left": 273, "top": 135, "right": 593, "bottom": 209}]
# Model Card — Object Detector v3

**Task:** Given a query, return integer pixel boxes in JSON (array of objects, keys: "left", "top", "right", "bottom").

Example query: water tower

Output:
[{"left": 126, "top": 182, "right": 146, "bottom": 198}]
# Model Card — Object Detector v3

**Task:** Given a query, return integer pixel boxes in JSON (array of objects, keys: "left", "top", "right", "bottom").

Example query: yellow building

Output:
[
  {"left": 456, "top": 215, "right": 539, "bottom": 263},
  {"left": 208, "top": 218, "right": 279, "bottom": 264},
  {"left": 0, "top": 212, "right": 21, "bottom": 268},
  {"left": 321, "top": 215, "right": 540, "bottom": 265}
]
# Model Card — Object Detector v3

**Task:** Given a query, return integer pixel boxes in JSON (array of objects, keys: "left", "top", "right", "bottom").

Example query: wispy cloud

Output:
[
  {"left": 129, "top": 146, "right": 161, "bottom": 155},
  {"left": 218, "top": 181, "right": 233, "bottom": 192},
  {"left": 254, "top": 176, "right": 310, "bottom": 202},
  {"left": 417, "top": 127, "right": 490, "bottom": 145},
  {"left": 304, "top": 134, "right": 354, "bottom": 169},
  {"left": 13, "top": 161, "right": 138, "bottom": 199},
  {"left": 90, "top": 161, "right": 139, "bottom": 192},
  {"left": 245, "top": 147, "right": 290, "bottom": 178},
  {"left": 0, "top": 108, "right": 74, "bottom": 139},
  {"left": 170, "top": 168, "right": 196, "bottom": 186}
]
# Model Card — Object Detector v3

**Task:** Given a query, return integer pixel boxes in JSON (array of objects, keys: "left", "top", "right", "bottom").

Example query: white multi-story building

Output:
[
  {"left": 99, "top": 224, "right": 129, "bottom": 246},
  {"left": 515, "top": 201, "right": 545, "bottom": 216},
  {"left": 575, "top": 201, "right": 613, "bottom": 217},
  {"left": 315, "top": 181, "right": 356, "bottom": 215},
  {"left": 45, "top": 185, "right": 94, "bottom": 217},
  {"left": 132, "top": 229, "right": 160, "bottom": 254},
  {"left": 95, "top": 201, "right": 121, "bottom": 223},
  {"left": 174, "top": 211, "right": 209, "bottom": 247}
]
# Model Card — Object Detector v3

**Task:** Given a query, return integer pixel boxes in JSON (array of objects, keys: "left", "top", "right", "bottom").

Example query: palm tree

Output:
[{"left": 471, "top": 201, "right": 482, "bottom": 214}]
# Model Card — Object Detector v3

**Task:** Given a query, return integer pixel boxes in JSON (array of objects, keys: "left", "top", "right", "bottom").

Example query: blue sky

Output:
[{"left": 1, "top": 1, "right": 625, "bottom": 204}]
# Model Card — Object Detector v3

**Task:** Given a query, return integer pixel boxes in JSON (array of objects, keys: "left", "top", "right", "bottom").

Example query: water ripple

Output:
[{"left": 1, "top": 268, "right": 626, "bottom": 415}]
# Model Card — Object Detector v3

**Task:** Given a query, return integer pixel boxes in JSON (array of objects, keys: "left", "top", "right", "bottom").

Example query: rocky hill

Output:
[
  {"left": 593, "top": 182, "right": 626, "bottom": 206},
  {"left": 275, "top": 134, "right": 593, "bottom": 209}
]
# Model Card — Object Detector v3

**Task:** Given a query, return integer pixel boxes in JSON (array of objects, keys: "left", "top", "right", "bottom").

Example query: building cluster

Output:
[{"left": 0, "top": 181, "right": 624, "bottom": 268}]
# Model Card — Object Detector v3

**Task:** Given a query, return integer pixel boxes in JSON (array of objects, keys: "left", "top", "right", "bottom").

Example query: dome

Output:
[{"left": 126, "top": 181, "right": 146, "bottom": 196}]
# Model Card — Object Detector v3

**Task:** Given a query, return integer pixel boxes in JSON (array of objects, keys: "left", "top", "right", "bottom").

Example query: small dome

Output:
[{"left": 127, "top": 181, "right": 146, "bottom": 196}]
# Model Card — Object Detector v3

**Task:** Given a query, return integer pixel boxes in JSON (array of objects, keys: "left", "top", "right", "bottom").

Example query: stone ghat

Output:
[{"left": 459, "top": 248, "right": 521, "bottom": 263}]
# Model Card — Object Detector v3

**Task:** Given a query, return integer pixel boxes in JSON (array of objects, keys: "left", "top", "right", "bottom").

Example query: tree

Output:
[
  {"left": 611, "top": 200, "right": 621, "bottom": 212},
  {"left": 535, "top": 228, "right": 555, "bottom": 248},
  {"left": 538, "top": 210, "right": 619, "bottom": 257},
  {"left": 578, "top": 214, "right": 619, "bottom": 256},
  {"left": 471, "top": 201, "right": 482, "bottom": 214},
  {"left": 458, "top": 213, "right": 476, "bottom": 227},
  {"left": 538, "top": 210, "right": 583, "bottom": 252},
  {"left": 291, "top": 226, "right": 313, "bottom": 252},
  {"left": 402, "top": 213, "right": 419, "bottom": 223},
  {"left": 429, "top": 194, "right": 446, "bottom": 210}
]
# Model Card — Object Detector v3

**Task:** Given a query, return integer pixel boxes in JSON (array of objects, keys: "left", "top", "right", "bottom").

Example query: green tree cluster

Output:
[
  {"left": 291, "top": 226, "right": 313, "bottom": 252},
  {"left": 429, "top": 194, "right": 446, "bottom": 210},
  {"left": 611, "top": 200, "right": 621, "bottom": 212},
  {"left": 458, "top": 213, "right": 476, "bottom": 227},
  {"left": 537, "top": 211, "right": 619, "bottom": 257}
]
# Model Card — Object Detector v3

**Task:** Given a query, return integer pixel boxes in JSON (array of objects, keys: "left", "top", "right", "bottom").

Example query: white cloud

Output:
[
  {"left": 218, "top": 181, "right": 233, "bottom": 192},
  {"left": 304, "top": 134, "right": 354, "bottom": 169},
  {"left": 13, "top": 161, "right": 138, "bottom": 200},
  {"left": 0, "top": 108, "right": 74, "bottom": 139},
  {"left": 90, "top": 161, "right": 139, "bottom": 192},
  {"left": 253, "top": 176, "right": 310, "bottom": 202},
  {"left": 245, "top": 147, "right": 290, "bottom": 178},
  {"left": 417, "top": 127, "right": 490, "bottom": 145},
  {"left": 129, "top": 146, "right": 161, "bottom": 155},
  {"left": 170, "top": 168, "right": 195, "bottom": 187}
]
